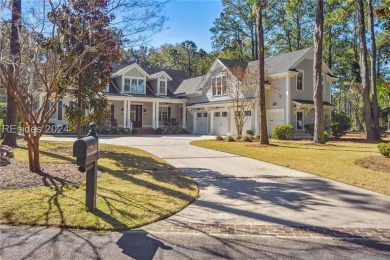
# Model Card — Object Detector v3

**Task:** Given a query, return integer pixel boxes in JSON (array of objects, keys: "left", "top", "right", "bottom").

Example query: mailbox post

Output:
[{"left": 73, "top": 123, "right": 99, "bottom": 212}]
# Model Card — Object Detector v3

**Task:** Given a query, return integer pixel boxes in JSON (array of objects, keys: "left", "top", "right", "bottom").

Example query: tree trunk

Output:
[
  {"left": 357, "top": 0, "right": 376, "bottom": 141},
  {"left": 1, "top": 0, "right": 21, "bottom": 147},
  {"left": 256, "top": 3, "right": 269, "bottom": 145},
  {"left": 313, "top": 0, "right": 325, "bottom": 144},
  {"left": 368, "top": 0, "right": 380, "bottom": 140}
]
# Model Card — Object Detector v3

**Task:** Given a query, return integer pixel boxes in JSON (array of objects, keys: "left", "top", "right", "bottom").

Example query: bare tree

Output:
[
  {"left": 252, "top": 0, "right": 269, "bottom": 144},
  {"left": 1, "top": 0, "right": 21, "bottom": 147},
  {"left": 313, "top": 0, "right": 325, "bottom": 144},
  {"left": 225, "top": 66, "right": 257, "bottom": 135},
  {"left": 356, "top": 0, "right": 377, "bottom": 141},
  {"left": 368, "top": 0, "right": 380, "bottom": 140},
  {"left": 0, "top": 1, "right": 119, "bottom": 172}
]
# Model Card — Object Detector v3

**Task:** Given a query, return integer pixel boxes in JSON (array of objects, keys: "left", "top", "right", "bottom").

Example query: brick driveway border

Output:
[{"left": 143, "top": 221, "right": 390, "bottom": 241}]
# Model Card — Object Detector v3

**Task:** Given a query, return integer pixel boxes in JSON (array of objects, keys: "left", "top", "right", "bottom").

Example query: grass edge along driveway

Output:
[
  {"left": 0, "top": 141, "right": 198, "bottom": 231},
  {"left": 191, "top": 139, "right": 390, "bottom": 196}
]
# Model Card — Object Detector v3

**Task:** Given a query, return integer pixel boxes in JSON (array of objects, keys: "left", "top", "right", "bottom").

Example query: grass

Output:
[
  {"left": 0, "top": 141, "right": 198, "bottom": 231},
  {"left": 191, "top": 139, "right": 390, "bottom": 196}
]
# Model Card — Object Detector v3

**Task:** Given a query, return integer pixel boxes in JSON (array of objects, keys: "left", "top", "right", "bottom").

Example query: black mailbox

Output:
[{"left": 73, "top": 136, "right": 98, "bottom": 169}]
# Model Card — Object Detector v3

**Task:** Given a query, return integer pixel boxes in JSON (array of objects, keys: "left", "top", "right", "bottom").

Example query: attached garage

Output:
[
  {"left": 266, "top": 109, "right": 285, "bottom": 137},
  {"left": 195, "top": 111, "right": 208, "bottom": 134},
  {"left": 213, "top": 111, "right": 229, "bottom": 135}
]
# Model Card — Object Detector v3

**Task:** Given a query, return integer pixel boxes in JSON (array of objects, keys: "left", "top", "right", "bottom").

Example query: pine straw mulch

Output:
[
  {"left": 0, "top": 145, "right": 100, "bottom": 190},
  {"left": 356, "top": 156, "right": 390, "bottom": 174}
]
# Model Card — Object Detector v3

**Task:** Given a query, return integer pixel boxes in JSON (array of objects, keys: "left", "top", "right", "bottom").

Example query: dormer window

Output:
[
  {"left": 212, "top": 75, "right": 227, "bottom": 96},
  {"left": 159, "top": 79, "right": 167, "bottom": 95},
  {"left": 124, "top": 77, "right": 145, "bottom": 94}
]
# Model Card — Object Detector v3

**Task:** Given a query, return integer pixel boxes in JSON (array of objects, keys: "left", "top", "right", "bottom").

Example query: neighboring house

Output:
[
  {"left": 177, "top": 47, "right": 337, "bottom": 137},
  {"left": 45, "top": 47, "right": 337, "bottom": 137}
]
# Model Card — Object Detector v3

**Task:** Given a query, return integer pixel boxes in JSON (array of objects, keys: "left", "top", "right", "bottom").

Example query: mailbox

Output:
[{"left": 73, "top": 136, "right": 98, "bottom": 169}]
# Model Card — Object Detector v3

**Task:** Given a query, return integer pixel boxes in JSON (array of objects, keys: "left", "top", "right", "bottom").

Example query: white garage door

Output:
[
  {"left": 213, "top": 111, "right": 229, "bottom": 135},
  {"left": 266, "top": 109, "right": 285, "bottom": 137},
  {"left": 195, "top": 111, "right": 208, "bottom": 134}
]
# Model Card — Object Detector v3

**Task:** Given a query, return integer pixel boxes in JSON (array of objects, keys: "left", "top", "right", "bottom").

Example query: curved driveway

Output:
[{"left": 46, "top": 135, "right": 390, "bottom": 229}]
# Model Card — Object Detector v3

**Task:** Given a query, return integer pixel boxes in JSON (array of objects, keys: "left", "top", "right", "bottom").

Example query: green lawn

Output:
[
  {"left": 0, "top": 141, "right": 198, "bottom": 231},
  {"left": 192, "top": 139, "right": 390, "bottom": 196}
]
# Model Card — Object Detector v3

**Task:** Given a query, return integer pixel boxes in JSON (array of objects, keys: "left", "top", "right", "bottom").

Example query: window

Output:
[
  {"left": 159, "top": 80, "right": 166, "bottom": 95},
  {"left": 214, "top": 112, "right": 220, "bottom": 117},
  {"left": 322, "top": 73, "right": 326, "bottom": 94},
  {"left": 222, "top": 112, "right": 228, "bottom": 117},
  {"left": 244, "top": 111, "right": 251, "bottom": 116},
  {"left": 159, "top": 107, "right": 169, "bottom": 121},
  {"left": 212, "top": 75, "right": 227, "bottom": 96},
  {"left": 124, "top": 77, "right": 145, "bottom": 93},
  {"left": 110, "top": 104, "right": 115, "bottom": 120},
  {"left": 297, "top": 71, "right": 303, "bottom": 90},
  {"left": 49, "top": 101, "right": 57, "bottom": 120},
  {"left": 197, "top": 112, "right": 202, "bottom": 118},
  {"left": 33, "top": 98, "right": 40, "bottom": 112},
  {"left": 203, "top": 113, "right": 208, "bottom": 117},
  {"left": 296, "top": 111, "right": 303, "bottom": 130}
]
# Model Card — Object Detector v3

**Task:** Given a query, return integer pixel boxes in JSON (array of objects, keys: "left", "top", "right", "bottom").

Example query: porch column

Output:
[
  {"left": 128, "top": 100, "right": 131, "bottom": 130},
  {"left": 210, "top": 109, "right": 213, "bottom": 135},
  {"left": 123, "top": 100, "right": 127, "bottom": 128},
  {"left": 152, "top": 101, "right": 156, "bottom": 129},
  {"left": 182, "top": 104, "right": 186, "bottom": 129},
  {"left": 156, "top": 102, "right": 159, "bottom": 128},
  {"left": 286, "top": 76, "right": 291, "bottom": 125}
]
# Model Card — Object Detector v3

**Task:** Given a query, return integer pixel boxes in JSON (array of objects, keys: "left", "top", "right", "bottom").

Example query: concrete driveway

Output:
[
  {"left": 1, "top": 135, "right": 389, "bottom": 259},
  {"left": 43, "top": 135, "right": 390, "bottom": 229}
]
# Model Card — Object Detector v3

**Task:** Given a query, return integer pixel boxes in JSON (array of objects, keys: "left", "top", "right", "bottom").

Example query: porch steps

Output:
[{"left": 135, "top": 128, "right": 155, "bottom": 135}]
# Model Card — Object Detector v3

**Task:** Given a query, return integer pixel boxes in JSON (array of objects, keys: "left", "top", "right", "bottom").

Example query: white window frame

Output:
[
  {"left": 123, "top": 76, "right": 145, "bottom": 94},
  {"left": 296, "top": 111, "right": 304, "bottom": 130},
  {"left": 49, "top": 101, "right": 57, "bottom": 120},
  {"left": 296, "top": 70, "right": 304, "bottom": 91},
  {"left": 212, "top": 74, "right": 227, "bottom": 97},
  {"left": 158, "top": 77, "right": 167, "bottom": 95}
]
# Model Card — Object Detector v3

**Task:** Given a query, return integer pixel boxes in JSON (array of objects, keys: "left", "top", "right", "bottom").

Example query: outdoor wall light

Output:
[
  {"left": 143, "top": 109, "right": 147, "bottom": 115},
  {"left": 121, "top": 108, "right": 124, "bottom": 114}
]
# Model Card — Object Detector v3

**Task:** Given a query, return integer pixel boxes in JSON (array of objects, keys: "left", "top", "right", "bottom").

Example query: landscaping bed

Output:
[{"left": 0, "top": 141, "right": 198, "bottom": 230}]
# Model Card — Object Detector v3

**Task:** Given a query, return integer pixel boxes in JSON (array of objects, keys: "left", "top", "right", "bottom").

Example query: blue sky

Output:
[{"left": 148, "top": 0, "right": 223, "bottom": 52}]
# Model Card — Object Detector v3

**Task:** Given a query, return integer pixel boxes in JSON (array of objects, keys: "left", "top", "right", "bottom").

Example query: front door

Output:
[{"left": 130, "top": 105, "right": 142, "bottom": 128}]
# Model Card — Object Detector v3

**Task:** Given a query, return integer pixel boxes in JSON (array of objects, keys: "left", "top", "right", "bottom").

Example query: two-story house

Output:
[
  {"left": 176, "top": 47, "right": 337, "bottom": 137},
  {"left": 46, "top": 47, "right": 336, "bottom": 137},
  {"left": 47, "top": 63, "right": 189, "bottom": 131}
]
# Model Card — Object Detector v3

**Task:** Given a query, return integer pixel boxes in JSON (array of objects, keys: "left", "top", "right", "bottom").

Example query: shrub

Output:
[
  {"left": 378, "top": 143, "right": 390, "bottom": 158},
  {"left": 331, "top": 112, "right": 351, "bottom": 139},
  {"left": 226, "top": 135, "right": 235, "bottom": 142},
  {"left": 0, "top": 119, "right": 3, "bottom": 138},
  {"left": 131, "top": 129, "right": 138, "bottom": 134},
  {"left": 272, "top": 124, "right": 294, "bottom": 140},
  {"left": 215, "top": 135, "right": 223, "bottom": 141},
  {"left": 246, "top": 129, "right": 254, "bottom": 136},
  {"left": 100, "top": 129, "right": 109, "bottom": 134},
  {"left": 110, "top": 128, "right": 118, "bottom": 134},
  {"left": 324, "top": 131, "right": 329, "bottom": 142},
  {"left": 304, "top": 124, "right": 315, "bottom": 136},
  {"left": 155, "top": 128, "right": 164, "bottom": 135},
  {"left": 254, "top": 134, "right": 260, "bottom": 140},
  {"left": 241, "top": 135, "right": 253, "bottom": 142},
  {"left": 235, "top": 135, "right": 242, "bottom": 141}
]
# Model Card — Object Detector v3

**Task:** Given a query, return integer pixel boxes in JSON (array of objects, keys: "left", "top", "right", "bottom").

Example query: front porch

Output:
[{"left": 104, "top": 98, "right": 187, "bottom": 131}]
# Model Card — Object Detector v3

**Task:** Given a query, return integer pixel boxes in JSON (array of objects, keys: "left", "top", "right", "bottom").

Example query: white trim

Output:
[
  {"left": 286, "top": 76, "right": 290, "bottom": 125},
  {"left": 123, "top": 76, "right": 146, "bottom": 94},
  {"left": 296, "top": 110, "right": 304, "bottom": 131},
  {"left": 112, "top": 63, "right": 149, "bottom": 78},
  {"left": 157, "top": 77, "right": 167, "bottom": 95}
]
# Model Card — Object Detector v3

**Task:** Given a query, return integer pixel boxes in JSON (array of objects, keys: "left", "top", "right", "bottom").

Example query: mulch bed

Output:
[
  {"left": 0, "top": 145, "right": 100, "bottom": 190},
  {"left": 356, "top": 156, "right": 390, "bottom": 174}
]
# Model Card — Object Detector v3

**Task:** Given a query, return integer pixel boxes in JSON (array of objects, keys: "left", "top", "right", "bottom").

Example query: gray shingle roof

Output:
[
  {"left": 219, "top": 47, "right": 313, "bottom": 76},
  {"left": 174, "top": 76, "right": 205, "bottom": 95}
]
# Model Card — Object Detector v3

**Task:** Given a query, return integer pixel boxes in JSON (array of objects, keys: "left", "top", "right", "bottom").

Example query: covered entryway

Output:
[
  {"left": 213, "top": 111, "right": 229, "bottom": 135},
  {"left": 195, "top": 111, "right": 208, "bottom": 134},
  {"left": 266, "top": 109, "right": 285, "bottom": 137},
  {"left": 131, "top": 105, "right": 143, "bottom": 128}
]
